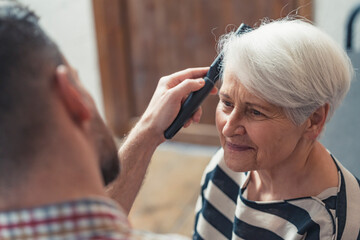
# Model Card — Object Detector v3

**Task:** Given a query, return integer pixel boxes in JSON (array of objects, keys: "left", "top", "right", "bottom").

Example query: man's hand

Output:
[
  {"left": 138, "top": 67, "right": 214, "bottom": 144},
  {"left": 108, "top": 67, "right": 217, "bottom": 214}
]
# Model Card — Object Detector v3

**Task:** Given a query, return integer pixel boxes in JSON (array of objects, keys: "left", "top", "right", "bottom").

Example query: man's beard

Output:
[{"left": 90, "top": 113, "right": 120, "bottom": 186}]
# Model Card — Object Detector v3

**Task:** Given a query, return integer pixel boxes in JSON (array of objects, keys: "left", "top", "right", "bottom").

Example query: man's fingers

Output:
[
  {"left": 170, "top": 78, "right": 205, "bottom": 99},
  {"left": 165, "top": 67, "right": 209, "bottom": 88},
  {"left": 170, "top": 67, "right": 209, "bottom": 80},
  {"left": 183, "top": 119, "right": 192, "bottom": 128},
  {"left": 210, "top": 86, "right": 218, "bottom": 95},
  {"left": 183, "top": 107, "right": 202, "bottom": 128},
  {"left": 192, "top": 107, "right": 202, "bottom": 123}
]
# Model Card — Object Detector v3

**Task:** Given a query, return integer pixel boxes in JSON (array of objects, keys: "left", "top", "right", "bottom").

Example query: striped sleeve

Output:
[{"left": 333, "top": 159, "right": 360, "bottom": 240}]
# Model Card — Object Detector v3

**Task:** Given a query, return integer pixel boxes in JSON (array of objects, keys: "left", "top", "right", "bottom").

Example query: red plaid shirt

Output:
[
  {"left": 0, "top": 197, "right": 190, "bottom": 240},
  {"left": 0, "top": 197, "right": 131, "bottom": 239}
]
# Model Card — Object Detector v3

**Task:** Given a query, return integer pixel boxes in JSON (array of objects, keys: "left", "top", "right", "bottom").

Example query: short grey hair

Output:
[{"left": 219, "top": 19, "right": 354, "bottom": 125}]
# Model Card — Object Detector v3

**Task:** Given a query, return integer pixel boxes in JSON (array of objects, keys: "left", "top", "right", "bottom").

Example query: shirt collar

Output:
[{"left": 0, "top": 196, "right": 131, "bottom": 239}]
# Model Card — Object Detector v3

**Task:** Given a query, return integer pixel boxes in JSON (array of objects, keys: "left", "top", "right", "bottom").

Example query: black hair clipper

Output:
[{"left": 164, "top": 23, "right": 252, "bottom": 139}]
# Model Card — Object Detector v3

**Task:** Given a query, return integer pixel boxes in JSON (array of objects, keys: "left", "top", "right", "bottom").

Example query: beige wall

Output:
[
  {"left": 18, "top": 0, "right": 104, "bottom": 117},
  {"left": 314, "top": 0, "right": 360, "bottom": 50}
]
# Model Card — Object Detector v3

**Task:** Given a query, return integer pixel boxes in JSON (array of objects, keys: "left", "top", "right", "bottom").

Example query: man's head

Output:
[{"left": 0, "top": 1, "right": 119, "bottom": 187}]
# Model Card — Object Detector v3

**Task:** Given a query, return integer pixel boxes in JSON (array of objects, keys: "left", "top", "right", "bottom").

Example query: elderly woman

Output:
[{"left": 193, "top": 19, "right": 360, "bottom": 239}]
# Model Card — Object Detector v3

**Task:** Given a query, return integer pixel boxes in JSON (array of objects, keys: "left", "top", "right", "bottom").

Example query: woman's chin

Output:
[
  {"left": 223, "top": 155, "right": 253, "bottom": 173},
  {"left": 223, "top": 147, "right": 256, "bottom": 172}
]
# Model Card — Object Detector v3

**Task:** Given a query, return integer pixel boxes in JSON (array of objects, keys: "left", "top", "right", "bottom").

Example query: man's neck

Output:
[{"left": 0, "top": 125, "right": 106, "bottom": 211}]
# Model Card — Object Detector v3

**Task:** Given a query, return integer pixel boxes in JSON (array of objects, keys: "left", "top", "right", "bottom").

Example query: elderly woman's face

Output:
[{"left": 216, "top": 72, "right": 307, "bottom": 172}]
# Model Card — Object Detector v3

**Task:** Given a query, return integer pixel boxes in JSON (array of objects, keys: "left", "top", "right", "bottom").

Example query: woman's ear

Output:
[
  {"left": 304, "top": 104, "right": 329, "bottom": 140},
  {"left": 54, "top": 65, "right": 91, "bottom": 124}
]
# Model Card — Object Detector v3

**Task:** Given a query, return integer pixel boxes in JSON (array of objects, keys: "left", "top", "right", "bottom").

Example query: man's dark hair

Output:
[{"left": 0, "top": 1, "right": 63, "bottom": 177}]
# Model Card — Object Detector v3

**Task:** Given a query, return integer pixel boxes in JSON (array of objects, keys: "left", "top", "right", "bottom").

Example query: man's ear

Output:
[
  {"left": 304, "top": 104, "right": 329, "bottom": 140},
  {"left": 54, "top": 65, "right": 91, "bottom": 124}
]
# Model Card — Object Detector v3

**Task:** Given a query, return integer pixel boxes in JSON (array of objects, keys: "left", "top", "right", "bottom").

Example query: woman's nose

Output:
[{"left": 222, "top": 111, "right": 246, "bottom": 137}]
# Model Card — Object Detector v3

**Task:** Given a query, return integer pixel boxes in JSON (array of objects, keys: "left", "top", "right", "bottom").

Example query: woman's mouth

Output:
[{"left": 225, "top": 142, "right": 253, "bottom": 152}]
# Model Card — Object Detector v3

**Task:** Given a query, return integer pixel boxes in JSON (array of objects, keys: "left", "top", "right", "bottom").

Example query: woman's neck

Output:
[{"left": 246, "top": 141, "right": 338, "bottom": 201}]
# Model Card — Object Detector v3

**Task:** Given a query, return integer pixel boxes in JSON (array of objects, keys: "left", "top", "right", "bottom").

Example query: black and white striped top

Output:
[{"left": 193, "top": 149, "right": 360, "bottom": 240}]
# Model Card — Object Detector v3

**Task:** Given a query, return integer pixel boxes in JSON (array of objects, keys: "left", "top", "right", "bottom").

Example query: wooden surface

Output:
[
  {"left": 172, "top": 123, "right": 220, "bottom": 146},
  {"left": 92, "top": 0, "right": 134, "bottom": 135},
  {"left": 128, "top": 145, "right": 215, "bottom": 236}
]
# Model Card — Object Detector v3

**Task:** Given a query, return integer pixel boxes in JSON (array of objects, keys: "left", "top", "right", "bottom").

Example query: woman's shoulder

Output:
[{"left": 330, "top": 155, "right": 360, "bottom": 239}]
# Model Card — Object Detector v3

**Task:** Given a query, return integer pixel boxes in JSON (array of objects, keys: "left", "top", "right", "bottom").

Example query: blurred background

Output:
[{"left": 17, "top": 0, "right": 360, "bottom": 237}]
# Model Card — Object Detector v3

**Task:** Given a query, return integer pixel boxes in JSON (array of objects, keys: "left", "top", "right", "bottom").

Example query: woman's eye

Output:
[
  {"left": 249, "top": 109, "right": 266, "bottom": 118},
  {"left": 225, "top": 101, "right": 232, "bottom": 107},
  {"left": 222, "top": 100, "right": 233, "bottom": 108},
  {"left": 251, "top": 109, "right": 262, "bottom": 115}
]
